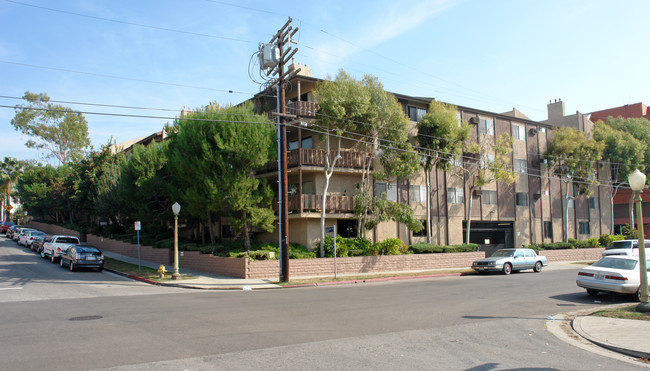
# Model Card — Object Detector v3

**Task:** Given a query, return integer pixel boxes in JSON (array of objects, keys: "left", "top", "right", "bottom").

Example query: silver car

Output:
[{"left": 471, "top": 248, "right": 548, "bottom": 275}]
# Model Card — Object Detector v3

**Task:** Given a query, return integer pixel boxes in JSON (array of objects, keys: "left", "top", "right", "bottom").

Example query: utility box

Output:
[{"left": 260, "top": 43, "right": 280, "bottom": 69}]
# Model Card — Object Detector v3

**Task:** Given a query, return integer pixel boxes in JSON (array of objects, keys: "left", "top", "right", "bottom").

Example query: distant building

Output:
[{"left": 589, "top": 102, "right": 650, "bottom": 122}]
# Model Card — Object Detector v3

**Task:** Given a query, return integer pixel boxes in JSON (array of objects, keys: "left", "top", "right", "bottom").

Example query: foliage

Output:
[
  {"left": 166, "top": 102, "right": 276, "bottom": 249},
  {"left": 593, "top": 121, "right": 645, "bottom": 183},
  {"left": 10, "top": 92, "right": 90, "bottom": 164},
  {"left": 599, "top": 234, "right": 624, "bottom": 247},
  {"left": 374, "top": 238, "right": 409, "bottom": 255},
  {"left": 596, "top": 116, "right": 650, "bottom": 174},
  {"left": 362, "top": 194, "right": 423, "bottom": 232},
  {"left": 621, "top": 224, "right": 640, "bottom": 240},
  {"left": 409, "top": 243, "right": 479, "bottom": 253},
  {"left": 546, "top": 126, "right": 604, "bottom": 196},
  {"left": 321, "top": 235, "right": 350, "bottom": 257}
]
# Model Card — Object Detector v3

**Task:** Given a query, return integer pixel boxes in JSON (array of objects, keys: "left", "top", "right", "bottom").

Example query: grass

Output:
[
  {"left": 276, "top": 268, "right": 475, "bottom": 286},
  {"left": 591, "top": 305, "right": 650, "bottom": 321},
  {"left": 104, "top": 257, "right": 195, "bottom": 282}
]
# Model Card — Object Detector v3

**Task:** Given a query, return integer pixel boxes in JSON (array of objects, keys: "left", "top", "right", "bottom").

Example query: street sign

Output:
[
  {"left": 5, "top": 204, "right": 12, "bottom": 211},
  {"left": 134, "top": 221, "right": 141, "bottom": 231},
  {"left": 326, "top": 227, "right": 334, "bottom": 233}
]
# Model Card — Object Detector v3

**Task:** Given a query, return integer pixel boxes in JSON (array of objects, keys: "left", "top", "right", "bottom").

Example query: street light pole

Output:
[
  {"left": 628, "top": 169, "right": 650, "bottom": 313},
  {"left": 172, "top": 202, "right": 181, "bottom": 280}
]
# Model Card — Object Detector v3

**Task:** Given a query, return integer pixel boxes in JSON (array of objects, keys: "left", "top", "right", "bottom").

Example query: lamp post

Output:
[
  {"left": 172, "top": 202, "right": 181, "bottom": 280},
  {"left": 628, "top": 169, "right": 650, "bottom": 313}
]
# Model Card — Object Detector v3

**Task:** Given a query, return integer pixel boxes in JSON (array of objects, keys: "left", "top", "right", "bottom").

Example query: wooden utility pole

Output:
[{"left": 264, "top": 18, "right": 299, "bottom": 282}]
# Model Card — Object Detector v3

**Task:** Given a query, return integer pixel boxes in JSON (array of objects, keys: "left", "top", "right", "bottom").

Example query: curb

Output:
[
  {"left": 281, "top": 272, "right": 469, "bottom": 288},
  {"left": 572, "top": 316, "right": 650, "bottom": 360}
]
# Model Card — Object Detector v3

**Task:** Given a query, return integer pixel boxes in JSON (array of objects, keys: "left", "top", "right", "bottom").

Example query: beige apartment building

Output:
[{"left": 247, "top": 66, "right": 612, "bottom": 252}]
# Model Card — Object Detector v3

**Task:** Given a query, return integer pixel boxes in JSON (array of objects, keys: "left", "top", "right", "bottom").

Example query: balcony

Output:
[
  {"left": 261, "top": 148, "right": 368, "bottom": 172},
  {"left": 274, "top": 194, "right": 356, "bottom": 214}
]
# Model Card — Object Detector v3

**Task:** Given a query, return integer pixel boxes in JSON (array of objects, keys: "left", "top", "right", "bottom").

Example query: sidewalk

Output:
[
  {"left": 572, "top": 315, "right": 650, "bottom": 360},
  {"left": 104, "top": 251, "right": 650, "bottom": 361},
  {"left": 102, "top": 250, "right": 280, "bottom": 290}
]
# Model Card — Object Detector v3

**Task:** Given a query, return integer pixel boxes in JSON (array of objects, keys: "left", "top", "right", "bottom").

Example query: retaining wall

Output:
[{"left": 27, "top": 222, "right": 606, "bottom": 279}]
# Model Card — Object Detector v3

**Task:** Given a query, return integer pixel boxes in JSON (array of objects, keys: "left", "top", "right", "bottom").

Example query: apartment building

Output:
[{"left": 249, "top": 65, "right": 612, "bottom": 251}]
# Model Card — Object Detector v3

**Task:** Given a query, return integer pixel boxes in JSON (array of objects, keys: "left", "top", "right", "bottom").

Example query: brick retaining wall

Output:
[{"left": 26, "top": 222, "right": 606, "bottom": 279}]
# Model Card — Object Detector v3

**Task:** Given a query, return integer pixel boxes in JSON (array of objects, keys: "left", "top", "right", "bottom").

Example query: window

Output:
[
  {"left": 413, "top": 220, "right": 427, "bottom": 237},
  {"left": 376, "top": 182, "right": 397, "bottom": 201},
  {"left": 447, "top": 187, "right": 464, "bottom": 204},
  {"left": 408, "top": 106, "right": 427, "bottom": 122},
  {"left": 539, "top": 127, "right": 546, "bottom": 133},
  {"left": 524, "top": 250, "right": 535, "bottom": 258},
  {"left": 337, "top": 219, "right": 358, "bottom": 238},
  {"left": 302, "top": 181, "right": 314, "bottom": 195},
  {"left": 589, "top": 197, "right": 599, "bottom": 209},
  {"left": 288, "top": 136, "right": 312, "bottom": 150},
  {"left": 479, "top": 119, "right": 494, "bottom": 135},
  {"left": 482, "top": 190, "right": 497, "bottom": 205},
  {"left": 410, "top": 185, "right": 427, "bottom": 203},
  {"left": 515, "top": 192, "right": 529, "bottom": 206},
  {"left": 544, "top": 221, "right": 553, "bottom": 239},
  {"left": 579, "top": 222, "right": 590, "bottom": 235},
  {"left": 513, "top": 159, "right": 527, "bottom": 174},
  {"left": 512, "top": 125, "right": 526, "bottom": 140}
]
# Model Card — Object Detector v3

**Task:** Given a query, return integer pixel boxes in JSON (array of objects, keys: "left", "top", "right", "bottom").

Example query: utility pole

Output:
[{"left": 261, "top": 18, "right": 299, "bottom": 282}]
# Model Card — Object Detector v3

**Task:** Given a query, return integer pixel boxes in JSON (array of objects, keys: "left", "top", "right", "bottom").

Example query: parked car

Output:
[
  {"left": 471, "top": 248, "right": 548, "bottom": 275},
  {"left": 41, "top": 235, "right": 81, "bottom": 263},
  {"left": 6, "top": 225, "right": 24, "bottom": 240},
  {"left": 59, "top": 244, "right": 104, "bottom": 272},
  {"left": 602, "top": 239, "right": 650, "bottom": 258},
  {"left": 1, "top": 221, "right": 15, "bottom": 234},
  {"left": 18, "top": 230, "right": 46, "bottom": 248},
  {"left": 12, "top": 227, "right": 35, "bottom": 242},
  {"left": 576, "top": 256, "right": 650, "bottom": 301},
  {"left": 31, "top": 235, "right": 46, "bottom": 253}
]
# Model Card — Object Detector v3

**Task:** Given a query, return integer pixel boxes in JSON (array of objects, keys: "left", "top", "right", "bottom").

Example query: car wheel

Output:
[
  {"left": 96, "top": 267, "right": 103, "bottom": 272},
  {"left": 40, "top": 250, "right": 46, "bottom": 259},
  {"left": 59, "top": 258, "right": 64, "bottom": 267},
  {"left": 51, "top": 254, "right": 56, "bottom": 263},
  {"left": 533, "top": 261, "right": 543, "bottom": 273},
  {"left": 69, "top": 262, "right": 75, "bottom": 272},
  {"left": 586, "top": 289, "right": 599, "bottom": 297},
  {"left": 502, "top": 263, "right": 512, "bottom": 275}
]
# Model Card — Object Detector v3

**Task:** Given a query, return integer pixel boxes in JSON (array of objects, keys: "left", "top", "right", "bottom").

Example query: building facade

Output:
[{"left": 248, "top": 65, "right": 612, "bottom": 251}]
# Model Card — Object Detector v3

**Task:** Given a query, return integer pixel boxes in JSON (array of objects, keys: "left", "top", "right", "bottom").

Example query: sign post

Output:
[
  {"left": 326, "top": 225, "right": 337, "bottom": 279},
  {"left": 134, "top": 221, "right": 141, "bottom": 271}
]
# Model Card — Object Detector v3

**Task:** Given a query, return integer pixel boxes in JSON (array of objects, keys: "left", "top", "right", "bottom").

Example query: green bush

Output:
[
  {"left": 536, "top": 242, "right": 573, "bottom": 250},
  {"left": 373, "top": 238, "right": 408, "bottom": 255},
  {"left": 350, "top": 237, "right": 372, "bottom": 252},
  {"left": 409, "top": 243, "right": 478, "bottom": 254},
  {"left": 599, "top": 234, "right": 624, "bottom": 247},
  {"left": 322, "top": 235, "right": 350, "bottom": 257}
]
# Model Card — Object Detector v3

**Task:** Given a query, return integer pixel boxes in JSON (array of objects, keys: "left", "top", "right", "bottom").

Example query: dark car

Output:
[
  {"left": 31, "top": 235, "right": 46, "bottom": 253},
  {"left": 1, "top": 221, "right": 15, "bottom": 234},
  {"left": 59, "top": 244, "right": 104, "bottom": 272}
]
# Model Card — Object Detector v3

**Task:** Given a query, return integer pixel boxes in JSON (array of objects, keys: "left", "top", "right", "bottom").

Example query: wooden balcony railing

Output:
[
  {"left": 262, "top": 148, "right": 368, "bottom": 172},
  {"left": 286, "top": 101, "right": 319, "bottom": 117},
  {"left": 274, "top": 194, "right": 356, "bottom": 213}
]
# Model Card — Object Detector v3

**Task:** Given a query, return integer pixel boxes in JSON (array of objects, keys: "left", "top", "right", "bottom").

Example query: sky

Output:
[{"left": 1, "top": 0, "right": 648, "bottom": 164}]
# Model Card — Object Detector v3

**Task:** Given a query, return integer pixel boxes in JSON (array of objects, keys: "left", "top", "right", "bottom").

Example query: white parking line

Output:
[{"left": 0, "top": 287, "right": 23, "bottom": 290}]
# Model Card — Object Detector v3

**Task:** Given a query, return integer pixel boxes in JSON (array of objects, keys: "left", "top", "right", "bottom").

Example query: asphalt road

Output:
[{"left": 0, "top": 237, "right": 646, "bottom": 370}]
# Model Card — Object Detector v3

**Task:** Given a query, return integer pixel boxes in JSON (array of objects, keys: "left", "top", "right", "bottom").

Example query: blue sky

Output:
[{"left": 1, "top": 0, "right": 648, "bottom": 163}]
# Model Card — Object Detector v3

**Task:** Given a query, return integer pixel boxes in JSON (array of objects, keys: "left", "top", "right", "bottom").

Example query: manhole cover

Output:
[{"left": 69, "top": 315, "right": 103, "bottom": 321}]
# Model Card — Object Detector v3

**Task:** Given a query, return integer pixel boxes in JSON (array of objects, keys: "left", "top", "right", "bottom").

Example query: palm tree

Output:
[{"left": 0, "top": 157, "right": 24, "bottom": 222}]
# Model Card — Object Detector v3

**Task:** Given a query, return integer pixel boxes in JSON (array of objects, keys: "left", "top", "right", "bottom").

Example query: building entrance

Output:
[{"left": 463, "top": 221, "right": 514, "bottom": 257}]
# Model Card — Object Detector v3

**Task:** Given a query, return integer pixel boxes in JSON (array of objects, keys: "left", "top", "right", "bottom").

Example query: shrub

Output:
[
  {"left": 444, "top": 243, "right": 479, "bottom": 253},
  {"left": 537, "top": 242, "right": 573, "bottom": 250},
  {"left": 322, "top": 235, "right": 349, "bottom": 257},
  {"left": 350, "top": 237, "right": 372, "bottom": 252},
  {"left": 372, "top": 238, "right": 408, "bottom": 255},
  {"left": 599, "top": 234, "right": 624, "bottom": 247}
]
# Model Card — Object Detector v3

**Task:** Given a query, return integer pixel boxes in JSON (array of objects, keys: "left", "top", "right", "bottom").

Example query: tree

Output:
[
  {"left": 0, "top": 157, "right": 25, "bottom": 221},
  {"left": 11, "top": 92, "right": 90, "bottom": 165},
  {"left": 166, "top": 102, "right": 276, "bottom": 251},
  {"left": 593, "top": 120, "right": 645, "bottom": 231},
  {"left": 461, "top": 133, "right": 517, "bottom": 244},
  {"left": 314, "top": 70, "right": 421, "bottom": 255},
  {"left": 16, "top": 164, "right": 72, "bottom": 223},
  {"left": 546, "top": 126, "right": 604, "bottom": 241},
  {"left": 416, "top": 101, "right": 472, "bottom": 243}
]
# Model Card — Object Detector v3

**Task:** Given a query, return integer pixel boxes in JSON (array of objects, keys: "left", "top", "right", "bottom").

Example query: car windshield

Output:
[
  {"left": 491, "top": 250, "right": 514, "bottom": 257},
  {"left": 31, "top": 232, "right": 45, "bottom": 236},
  {"left": 57, "top": 237, "right": 79, "bottom": 243},
  {"left": 77, "top": 246, "right": 100, "bottom": 254},
  {"left": 592, "top": 257, "right": 637, "bottom": 270},
  {"left": 606, "top": 241, "right": 633, "bottom": 250}
]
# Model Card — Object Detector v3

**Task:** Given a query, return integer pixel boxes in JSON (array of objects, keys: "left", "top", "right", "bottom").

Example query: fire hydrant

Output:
[{"left": 157, "top": 265, "right": 167, "bottom": 279}]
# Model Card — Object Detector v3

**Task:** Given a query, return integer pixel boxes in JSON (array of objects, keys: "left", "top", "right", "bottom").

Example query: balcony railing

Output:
[
  {"left": 262, "top": 148, "right": 368, "bottom": 172},
  {"left": 286, "top": 101, "right": 319, "bottom": 117},
  {"left": 274, "top": 194, "right": 356, "bottom": 214}
]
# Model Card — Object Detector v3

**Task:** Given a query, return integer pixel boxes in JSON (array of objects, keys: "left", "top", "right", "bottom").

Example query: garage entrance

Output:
[{"left": 463, "top": 221, "right": 514, "bottom": 257}]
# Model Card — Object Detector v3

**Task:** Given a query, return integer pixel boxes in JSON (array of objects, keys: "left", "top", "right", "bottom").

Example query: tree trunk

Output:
[
  {"left": 425, "top": 168, "right": 432, "bottom": 244},
  {"left": 319, "top": 133, "right": 341, "bottom": 258},
  {"left": 465, "top": 186, "right": 474, "bottom": 245},
  {"left": 207, "top": 211, "right": 215, "bottom": 244},
  {"left": 243, "top": 211, "right": 251, "bottom": 253}
]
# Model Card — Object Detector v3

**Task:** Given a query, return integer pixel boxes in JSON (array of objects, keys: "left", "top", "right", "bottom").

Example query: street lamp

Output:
[
  {"left": 172, "top": 202, "right": 181, "bottom": 280},
  {"left": 628, "top": 169, "right": 650, "bottom": 313}
]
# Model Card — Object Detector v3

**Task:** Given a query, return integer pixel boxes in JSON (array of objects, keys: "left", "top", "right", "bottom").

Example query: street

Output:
[{"left": 0, "top": 238, "right": 645, "bottom": 370}]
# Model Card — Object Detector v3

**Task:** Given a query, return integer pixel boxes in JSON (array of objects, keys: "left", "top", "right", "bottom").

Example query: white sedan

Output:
[{"left": 576, "top": 256, "right": 650, "bottom": 301}]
